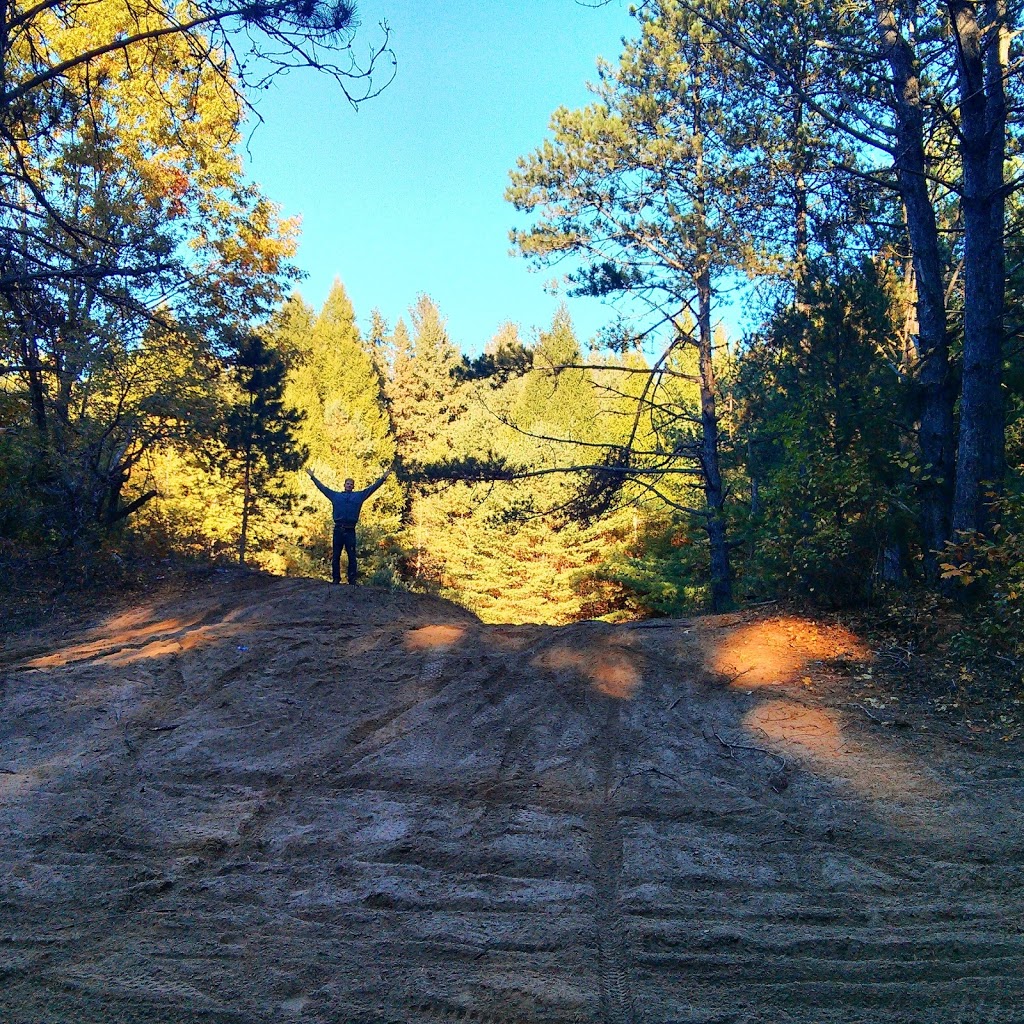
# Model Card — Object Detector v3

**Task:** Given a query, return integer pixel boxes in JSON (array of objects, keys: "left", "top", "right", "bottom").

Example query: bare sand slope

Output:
[{"left": 0, "top": 574, "right": 1022, "bottom": 1024}]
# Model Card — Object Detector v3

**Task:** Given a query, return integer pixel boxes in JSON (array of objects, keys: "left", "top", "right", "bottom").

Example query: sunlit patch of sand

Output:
[
  {"left": 178, "top": 627, "right": 234, "bottom": 652},
  {"left": 533, "top": 646, "right": 641, "bottom": 700},
  {"left": 404, "top": 624, "right": 467, "bottom": 652},
  {"left": 104, "top": 607, "right": 188, "bottom": 635},
  {"left": 24, "top": 615, "right": 193, "bottom": 667},
  {"left": 486, "top": 627, "right": 536, "bottom": 652},
  {"left": 744, "top": 700, "right": 848, "bottom": 760},
  {"left": 743, "top": 698, "right": 946, "bottom": 808},
  {"left": 24, "top": 621, "right": 241, "bottom": 669},
  {"left": 708, "top": 616, "right": 871, "bottom": 688}
]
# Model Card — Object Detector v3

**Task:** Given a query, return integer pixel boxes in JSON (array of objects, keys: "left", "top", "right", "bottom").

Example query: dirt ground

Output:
[{"left": 0, "top": 572, "right": 1022, "bottom": 1024}]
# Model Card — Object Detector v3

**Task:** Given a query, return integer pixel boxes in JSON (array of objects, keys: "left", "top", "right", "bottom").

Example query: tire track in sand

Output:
[{"left": 587, "top": 698, "right": 639, "bottom": 1024}]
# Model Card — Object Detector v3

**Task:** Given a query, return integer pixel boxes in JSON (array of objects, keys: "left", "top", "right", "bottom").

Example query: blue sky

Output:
[{"left": 244, "top": 1, "right": 635, "bottom": 355}]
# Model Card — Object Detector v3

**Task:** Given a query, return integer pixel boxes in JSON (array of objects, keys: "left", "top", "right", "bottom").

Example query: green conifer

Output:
[
  {"left": 282, "top": 280, "right": 399, "bottom": 580},
  {"left": 388, "top": 295, "right": 465, "bottom": 463},
  {"left": 223, "top": 332, "right": 305, "bottom": 566}
]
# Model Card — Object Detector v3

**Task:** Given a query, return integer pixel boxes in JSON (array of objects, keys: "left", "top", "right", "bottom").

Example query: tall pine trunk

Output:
[
  {"left": 876, "top": 0, "right": 956, "bottom": 579},
  {"left": 239, "top": 449, "right": 252, "bottom": 567},
  {"left": 691, "top": 81, "right": 733, "bottom": 612},
  {"left": 695, "top": 269, "right": 733, "bottom": 612},
  {"left": 950, "top": 0, "right": 1008, "bottom": 538}
]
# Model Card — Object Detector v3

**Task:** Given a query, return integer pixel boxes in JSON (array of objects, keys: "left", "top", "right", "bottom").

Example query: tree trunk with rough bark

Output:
[
  {"left": 690, "top": 80, "right": 733, "bottom": 613},
  {"left": 239, "top": 451, "right": 252, "bottom": 567},
  {"left": 875, "top": 0, "right": 956, "bottom": 578},
  {"left": 695, "top": 267, "right": 733, "bottom": 613},
  {"left": 949, "top": 0, "right": 1008, "bottom": 538}
]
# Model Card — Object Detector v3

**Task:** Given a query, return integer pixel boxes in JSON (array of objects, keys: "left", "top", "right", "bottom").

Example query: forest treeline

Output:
[{"left": 3, "top": 1, "right": 1024, "bottom": 640}]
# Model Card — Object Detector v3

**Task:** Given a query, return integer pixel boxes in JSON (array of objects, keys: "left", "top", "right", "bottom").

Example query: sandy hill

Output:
[{"left": 0, "top": 574, "right": 1022, "bottom": 1023}]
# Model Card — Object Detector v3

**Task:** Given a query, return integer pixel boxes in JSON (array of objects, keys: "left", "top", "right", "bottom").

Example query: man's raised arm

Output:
[
  {"left": 363, "top": 460, "right": 395, "bottom": 496},
  {"left": 307, "top": 469, "right": 336, "bottom": 499}
]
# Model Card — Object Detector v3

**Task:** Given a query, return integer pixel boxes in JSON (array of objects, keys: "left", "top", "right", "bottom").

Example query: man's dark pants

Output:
[{"left": 332, "top": 523, "right": 358, "bottom": 584}]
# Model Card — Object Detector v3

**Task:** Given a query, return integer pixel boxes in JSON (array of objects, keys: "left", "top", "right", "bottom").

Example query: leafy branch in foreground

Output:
[{"left": 0, "top": 0, "right": 395, "bottom": 298}]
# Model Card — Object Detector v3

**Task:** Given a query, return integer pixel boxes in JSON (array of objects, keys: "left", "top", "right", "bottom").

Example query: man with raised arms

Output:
[{"left": 308, "top": 463, "right": 393, "bottom": 585}]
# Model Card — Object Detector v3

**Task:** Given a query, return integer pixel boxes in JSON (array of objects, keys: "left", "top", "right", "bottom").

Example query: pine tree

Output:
[
  {"left": 223, "top": 333, "right": 305, "bottom": 566},
  {"left": 515, "top": 305, "right": 596, "bottom": 445},
  {"left": 458, "top": 322, "right": 533, "bottom": 384},
  {"left": 281, "top": 280, "right": 399, "bottom": 580},
  {"left": 367, "top": 307, "right": 392, "bottom": 380},
  {"left": 267, "top": 294, "right": 317, "bottom": 370},
  {"left": 388, "top": 295, "right": 465, "bottom": 464},
  {"left": 401, "top": 307, "right": 638, "bottom": 623},
  {"left": 507, "top": 5, "right": 748, "bottom": 609},
  {"left": 734, "top": 261, "right": 909, "bottom": 604},
  {"left": 286, "top": 280, "right": 392, "bottom": 475}
]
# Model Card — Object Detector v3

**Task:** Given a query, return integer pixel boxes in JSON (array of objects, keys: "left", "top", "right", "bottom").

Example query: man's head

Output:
[{"left": 344, "top": 478, "right": 355, "bottom": 491}]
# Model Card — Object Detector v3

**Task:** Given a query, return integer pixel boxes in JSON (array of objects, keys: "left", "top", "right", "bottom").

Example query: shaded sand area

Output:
[{"left": 1, "top": 574, "right": 1022, "bottom": 1023}]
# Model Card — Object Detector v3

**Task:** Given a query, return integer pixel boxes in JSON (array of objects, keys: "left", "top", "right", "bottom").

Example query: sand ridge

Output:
[{"left": 0, "top": 575, "right": 1021, "bottom": 1023}]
